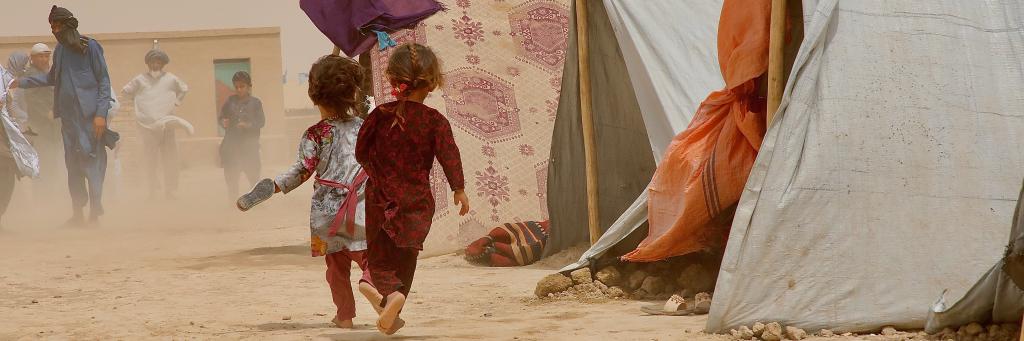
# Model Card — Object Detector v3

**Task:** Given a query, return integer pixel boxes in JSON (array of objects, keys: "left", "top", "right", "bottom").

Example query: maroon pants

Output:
[
  {"left": 325, "top": 249, "right": 372, "bottom": 320},
  {"left": 367, "top": 228, "right": 420, "bottom": 307}
]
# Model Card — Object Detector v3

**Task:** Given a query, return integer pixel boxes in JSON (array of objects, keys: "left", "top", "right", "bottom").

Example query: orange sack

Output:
[{"left": 622, "top": 0, "right": 770, "bottom": 262}]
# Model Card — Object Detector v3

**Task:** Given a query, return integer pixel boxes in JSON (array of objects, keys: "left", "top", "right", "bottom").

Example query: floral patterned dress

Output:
[{"left": 275, "top": 118, "right": 367, "bottom": 256}]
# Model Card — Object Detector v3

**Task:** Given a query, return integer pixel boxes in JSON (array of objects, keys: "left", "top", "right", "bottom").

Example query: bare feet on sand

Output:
[
  {"left": 332, "top": 316, "right": 354, "bottom": 329},
  {"left": 376, "top": 292, "right": 407, "bottom": 335}
]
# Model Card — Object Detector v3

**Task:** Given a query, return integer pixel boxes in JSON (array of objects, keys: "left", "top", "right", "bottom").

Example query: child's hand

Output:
[{"left": 454, "top": 190, "right": 470, "bottom": 216}]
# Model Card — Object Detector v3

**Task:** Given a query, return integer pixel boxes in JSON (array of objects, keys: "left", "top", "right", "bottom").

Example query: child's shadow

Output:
[
  {"left": 255, "top": 322, "right": 335, "bottom": 331},
  {"left": 318, "top": 331, "right": 436, "bottom": 341}
]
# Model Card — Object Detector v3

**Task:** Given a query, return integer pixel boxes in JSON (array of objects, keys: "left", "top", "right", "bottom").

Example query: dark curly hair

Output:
[
  {"left": 308, "top": 55, "right": 365, "bottom": 121},
  {"left": 232, "top": 71, "right": 252, "bottom": 86}
]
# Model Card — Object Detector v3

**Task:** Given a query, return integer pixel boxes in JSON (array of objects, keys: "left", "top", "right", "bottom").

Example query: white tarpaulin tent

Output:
[
  {"left": 553, "top": 0, "right": 724, "bottom": 270},
  {"left": 708, "top": 0, "right": 1024, "bottom": 333}
]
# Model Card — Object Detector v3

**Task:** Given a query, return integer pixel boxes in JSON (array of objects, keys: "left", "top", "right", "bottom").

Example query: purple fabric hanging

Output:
[{"left": 300, "top": 0, "right": 444, "bottom": 57}]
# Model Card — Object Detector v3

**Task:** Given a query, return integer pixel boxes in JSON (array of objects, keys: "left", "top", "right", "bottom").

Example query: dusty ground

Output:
[
  {"left": 0, "top": 166, "right": 730, "bottom": 341},
  {"left": 0, "top": 166, "right": 961, "bottom": 341}
]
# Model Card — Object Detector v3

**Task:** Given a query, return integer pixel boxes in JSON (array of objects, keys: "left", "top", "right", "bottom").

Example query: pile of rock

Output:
[
  {"left": 727, "top": 322, "right": 1021, "bottom": 341},
  {"left": 534, "top": 268, "right": 626, "bottom": 301},
  {"left": 931, "top": 322, "right": 1021, "bottom": 341},
  {"left": 535, "top": 257, "right": 719, "bottom": 301},
  {"left": 729, "top": 322, "right": 809, "bottom": 341}
]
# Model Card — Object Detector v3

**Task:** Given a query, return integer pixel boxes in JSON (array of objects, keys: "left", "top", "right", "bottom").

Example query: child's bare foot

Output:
[
  {"left": 358, "top": 281, "right": 384, "bottom": 314},
  {"left": 376, "top": 292, "right": 406, "bottom": 335},
  {"left": 332, "top": 316, "right": 354, "bottom": 329}
]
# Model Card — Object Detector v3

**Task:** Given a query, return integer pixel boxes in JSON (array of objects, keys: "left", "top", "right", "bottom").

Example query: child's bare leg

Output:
[{"left": 376, "top": 292, "right": 406, "bottom": 335}]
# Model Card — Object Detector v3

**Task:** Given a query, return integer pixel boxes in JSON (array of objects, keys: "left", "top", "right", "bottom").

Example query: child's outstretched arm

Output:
[
  {"left": 237, "top": 129, "right": 322, "bottom": 211},
  {"left": 274, "top": 129, "right": 322, "bottom": 194},
  {"left": 433, "top": 116, "right": 469, "bottom": 216}
]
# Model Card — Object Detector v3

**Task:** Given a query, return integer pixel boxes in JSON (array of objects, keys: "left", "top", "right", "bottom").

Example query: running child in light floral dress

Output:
[{"left": 236, "top": 55, "right": 383, "bottom": 328}]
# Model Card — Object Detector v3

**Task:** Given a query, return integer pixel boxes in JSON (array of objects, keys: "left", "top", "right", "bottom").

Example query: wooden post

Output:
[
  {"left": 576, "top": 0, "right": 601, "bottom": 245},
  {"left": 766, "top": 0, "right": 788, "bottom": 124},
  {"left": 332, "top": 46, "right": 341, "bottom": 56}
]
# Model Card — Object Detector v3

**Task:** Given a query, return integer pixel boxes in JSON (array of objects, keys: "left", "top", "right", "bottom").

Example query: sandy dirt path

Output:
[
  {"left": 0, "top": 167, "right": 927, "bottom": 341},
  {"left": 0, "top": 167, "right": 733, "bottom": 341}
]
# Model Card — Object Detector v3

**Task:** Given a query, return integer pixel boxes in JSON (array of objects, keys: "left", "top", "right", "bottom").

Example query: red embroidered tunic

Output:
[{"left": 356, "top": 101, "right": 465, "bottom": 250}]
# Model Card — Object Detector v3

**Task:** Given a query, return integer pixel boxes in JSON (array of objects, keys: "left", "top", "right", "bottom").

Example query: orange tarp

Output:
[{"left": 622, "top": 0, "right": 770, "bottom": 262}]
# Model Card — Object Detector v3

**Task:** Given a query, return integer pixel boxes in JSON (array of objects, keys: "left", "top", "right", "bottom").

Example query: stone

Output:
[
  {"left": 935, "top": 332, "right": 954, "bottom": 341},
  {"left": 535, "top": 273, "right": 573, "bottom": 297},
  {"left": 730, "top": 329, "right": 741, "bottom": 339},
  {"left": 737, "top": 326, "right": 754, "bottom": 340},
  {"left": 594, "top": 280, "right": 609, "bottom": 292},
  {"left": 595, "top": 266, "right": 622, "bottom": 286},
  {"left": 605, "top": 286, "right": 626, "bottom": 298},
  {"left": 761, "top": 322, "right": 783, "bottom": 341},
  {"left": 881, "top": 326, "right": 898, "bottom": 336},
  {"left": 627, "top": 270, "right": 648, "bottom": 290},
  {"left": 785, "top": 326, "right": 807, "bottom": 340},
  {"left": 574, "top": 283, "right": 599, "bottom": 294},
  {"left": 818, "top": 329, "right": 834, "bottom": 337},
  {"left": 677, "top": 263, "right": 715, "bottom": 293},
  {"left": 963, "top": 323, "right": 984, "bottom": 336},
  {"left": 986, "top": 325, "right": 1001, "bottom": 338},
  {"left": 570, "top": 268, "right": 593, "bottom": 285},
  {"left": 639, "top": 276, "right": 666, "bottom": 296},
  {"left": 632, "top": 289, "right": 650, "bottom": 300},
  {"left": 752, "top": 322, "right": 766, "bottom": 337}
]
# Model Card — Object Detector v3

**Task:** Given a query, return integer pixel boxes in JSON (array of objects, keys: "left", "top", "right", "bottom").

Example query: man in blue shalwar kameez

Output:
[{"left": 13, "top": 6, "right": 113, "bottom": 225}]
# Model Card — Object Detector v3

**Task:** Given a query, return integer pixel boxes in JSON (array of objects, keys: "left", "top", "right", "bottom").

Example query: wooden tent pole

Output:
[
  {"left": 766, "top": 0, "right": 788, "bottom": 124},
  {"left": 576, "top": 0, "right": 601, "bottom": 245},
  {"left": 332, "top": 46, "right": 341, "bottom": 56}
]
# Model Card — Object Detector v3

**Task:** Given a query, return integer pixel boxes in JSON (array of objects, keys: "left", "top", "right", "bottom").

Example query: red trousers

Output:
[
  {"left": 367, "top": 228, "right": 420, "bottom": 307},
  {"left": 325, "top": 249, "right": 372, "bottom": 320}
]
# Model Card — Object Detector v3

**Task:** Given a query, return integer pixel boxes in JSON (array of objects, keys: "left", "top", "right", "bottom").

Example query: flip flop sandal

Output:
[
  {"left": 377, "top": 317, "right": 406, "bottom": 335},
  {"left": 237, "top": 178, "right": 275, "bottom": 211},
  {"left": 692, "top": 292, "right": 713, "bottom": 315},
  {"left": 641, "top": 294, "right": 695, "bottom": 316}
]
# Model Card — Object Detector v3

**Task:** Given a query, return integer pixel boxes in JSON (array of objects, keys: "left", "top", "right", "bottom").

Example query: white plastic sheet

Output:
[
  {"left": 603, "top": 0, "right": 724, "bottom": 161},
  {"left": 709, "top": 0, "right": 1024, "bottom": 332}
]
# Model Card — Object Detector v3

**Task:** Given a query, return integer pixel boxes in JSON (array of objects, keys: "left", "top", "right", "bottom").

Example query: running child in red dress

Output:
[
  {"left": 236, "top": 55, "right": 379, "bottom": 328},
  {"left": 356, "top": 43, "right": 470, "bottom": 335}
]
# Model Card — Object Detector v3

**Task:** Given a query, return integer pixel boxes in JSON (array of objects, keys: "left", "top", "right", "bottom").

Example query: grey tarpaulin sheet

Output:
[
  {"left": 708, "top": 0, "right": 1024, "bottom": 333},
  {"left": 550, "top": 0, "right": 724, "bottom": 266},
  {"left": 925, "top": 180, "right": 1024, "bottom": 333},
  {"left": 546, "top": 0, "right": 656, "bottom": 257}
]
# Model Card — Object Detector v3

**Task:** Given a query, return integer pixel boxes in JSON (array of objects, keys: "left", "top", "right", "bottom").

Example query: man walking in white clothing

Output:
[{"left": 121, "top": 45, "right": 192, "bottom": 199}]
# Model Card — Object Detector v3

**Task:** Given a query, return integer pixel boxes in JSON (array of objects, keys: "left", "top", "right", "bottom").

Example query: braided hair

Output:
[
  {"left": 385, "top": 43, "right": 443, "bottom": 126},
  {"left": 308, "top": 55, "right": 365, "bottom": 121}
]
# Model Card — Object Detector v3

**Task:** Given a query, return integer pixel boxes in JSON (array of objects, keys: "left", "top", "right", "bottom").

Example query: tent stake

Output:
[
  {"left": 576, "top": 0, "right": 601, "bottom": 245},
  {"left": 767, "top": 0, "right": 788, "bottom": 124}
]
